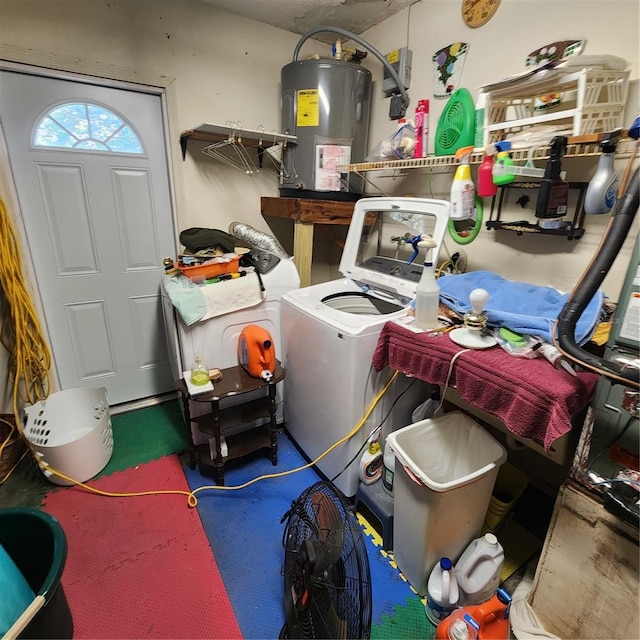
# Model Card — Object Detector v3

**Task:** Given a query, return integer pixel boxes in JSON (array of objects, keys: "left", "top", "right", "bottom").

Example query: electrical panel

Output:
[{"left": 383, "top": 47, "right": 412, "bottom": 96}]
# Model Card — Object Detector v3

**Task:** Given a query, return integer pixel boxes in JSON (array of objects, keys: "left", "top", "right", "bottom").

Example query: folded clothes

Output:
[{"left": 437, "top": 271, "right": 603, "bottom": 345}]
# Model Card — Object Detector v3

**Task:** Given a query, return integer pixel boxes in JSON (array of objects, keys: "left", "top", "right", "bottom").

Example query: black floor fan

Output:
[{"left": 280, "top": 481, "right": 372, "bottom": 639}]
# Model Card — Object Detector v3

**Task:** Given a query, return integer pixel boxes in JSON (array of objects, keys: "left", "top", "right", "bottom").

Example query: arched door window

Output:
[{"left": 33, "top": 102, "right": 144, "bottom": 154}]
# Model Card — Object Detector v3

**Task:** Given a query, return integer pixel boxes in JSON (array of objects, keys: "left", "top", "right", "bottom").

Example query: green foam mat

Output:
[
  {"left": 98, "top": 399, "right": 186, "bottom": 476},
  {"left": 372, "top": 595, "right": 436, "bottom": 639}
]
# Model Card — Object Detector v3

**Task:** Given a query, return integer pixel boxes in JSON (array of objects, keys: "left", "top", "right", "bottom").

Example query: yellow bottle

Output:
[
  {"left": 450, "top": 146, "right": 475, "bottom": 220},
  {"left": 190, "top": 353, "right": 210, "bottom": 386}
]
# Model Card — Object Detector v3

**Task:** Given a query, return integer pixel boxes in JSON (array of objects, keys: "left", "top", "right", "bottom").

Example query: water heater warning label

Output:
[{"left": 296, "top": 90, "right": 319, "bottom": 127}]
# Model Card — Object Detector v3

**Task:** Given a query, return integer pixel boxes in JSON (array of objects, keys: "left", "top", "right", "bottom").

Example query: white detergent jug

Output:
[
  {"left": 426, "top": 557, "right": 459, "bottom": 625},
  {"left": 454, "top": 533, "right": 504, "bottom": 606}
]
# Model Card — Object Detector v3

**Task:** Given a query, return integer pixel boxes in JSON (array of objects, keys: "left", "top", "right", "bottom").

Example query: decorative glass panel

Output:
[{"left": 34, "top": 102, "right": 144, "bottom": 154}]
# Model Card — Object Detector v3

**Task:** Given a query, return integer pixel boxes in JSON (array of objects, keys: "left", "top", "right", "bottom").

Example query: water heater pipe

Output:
[{"left": 292, "top": 26, "right": 410, "bottom": 112}]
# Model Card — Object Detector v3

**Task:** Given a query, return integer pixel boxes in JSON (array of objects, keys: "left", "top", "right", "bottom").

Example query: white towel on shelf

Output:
[{"left": 199, "top": 272, "right": 265, "bottom": 321}]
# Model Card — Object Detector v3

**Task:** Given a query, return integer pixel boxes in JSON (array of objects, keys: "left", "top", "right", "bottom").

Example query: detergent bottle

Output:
[
  {"left": 426, "top": 557, "right": 460, "bottom": 625},
  {"left": 436, "top": 588, "right": 512, "bottom": 640},
  {"left": 414, "top": 235, "right": 440, "bottom": 331},
  {"left": 584, "top": 128, "right": 621, "bottom": 214},
  {"left": 238, "top": 324, "right": 276, "bottom": 381},
  {"left": 358, "top": 440, "right": 383, "bottom": 485},
  {"left": 477, "top": 144, "right": 497, "bottom": 197},
  {"left": 454, "top": 533, "right": 505, "bottom": 606},
  {"left": 450, "top": 146, "right": 476, "bottom": 220}
]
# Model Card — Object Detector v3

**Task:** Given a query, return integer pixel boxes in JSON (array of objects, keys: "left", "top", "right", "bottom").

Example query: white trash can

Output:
[
  {"left": 23, "top": 387, "right": 114, "bottom": 486},
  {"left": 387, "top": 411, "right": 506, "bottom": 596}
]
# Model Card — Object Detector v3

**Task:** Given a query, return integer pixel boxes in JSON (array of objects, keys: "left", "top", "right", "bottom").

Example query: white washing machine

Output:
[
  {"left": 281, "top": 197, "right": 450, "bottom": 497},
  {"left": 163, "top": 251, "right": 300, "bottom": 445}
]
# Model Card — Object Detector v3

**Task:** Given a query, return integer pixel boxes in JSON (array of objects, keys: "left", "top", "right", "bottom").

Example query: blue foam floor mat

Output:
[{"left": 184, "top": 430, "right": 418, "bottom": 639}]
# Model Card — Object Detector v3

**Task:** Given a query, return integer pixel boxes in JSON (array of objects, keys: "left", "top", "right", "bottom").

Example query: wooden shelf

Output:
[{"left": 180, "top": 122, "right": 296, "bottom": 160}]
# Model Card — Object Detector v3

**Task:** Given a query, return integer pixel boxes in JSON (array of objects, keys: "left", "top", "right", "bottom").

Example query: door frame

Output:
[{"left": 0, "top": 54, "right": 182, "bottom": 411}]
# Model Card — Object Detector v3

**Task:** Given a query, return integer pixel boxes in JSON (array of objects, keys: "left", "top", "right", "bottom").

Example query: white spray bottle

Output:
[
  {"left": 450, "top": 146, "right": 476, "bottom": 221},
  {"left": 585, "top": 129, "right": 621, "bottom": 215},
  {"left": 414, "top": 235, "right": 440, "bottom": 331}
]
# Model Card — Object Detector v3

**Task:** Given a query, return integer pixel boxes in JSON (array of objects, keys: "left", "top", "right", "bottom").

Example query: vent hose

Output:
[
  {"left": 228, "top": 222, "right": 290, "bottom": 260},
  {"left": 554, "top": 166, "right": 639, "bottom": 388},
  {"left": 292, "top": 26, "right": 410, "bottom": 112}
]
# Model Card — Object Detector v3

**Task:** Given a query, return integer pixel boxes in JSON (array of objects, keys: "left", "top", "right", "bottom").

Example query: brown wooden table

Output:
[{"left": 176, "top": 361, "right": 286, "bottom": 485}]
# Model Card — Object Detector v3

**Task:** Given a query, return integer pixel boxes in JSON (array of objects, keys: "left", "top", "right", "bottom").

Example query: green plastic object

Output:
[
  {"left": 448, "top": 195, "right": 483, "bottom": 245},
  {"left": 435, "top": 88, "right": 476, "bottom": 157},
  {"left": 0, "top": 508, "right": 73, "bottom": 639},
  {"left": 498, "top": 327, "right": 528, "bottom": 347}
]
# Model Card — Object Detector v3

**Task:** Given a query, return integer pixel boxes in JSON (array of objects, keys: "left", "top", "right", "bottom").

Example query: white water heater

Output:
[{"left": 280, "top": 58, "right": 372, "bottom": 200}]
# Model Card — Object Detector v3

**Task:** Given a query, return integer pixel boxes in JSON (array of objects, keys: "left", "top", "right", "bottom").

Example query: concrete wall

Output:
[{"left": 0, "top": 0, "right": 638, "bottom": 413}]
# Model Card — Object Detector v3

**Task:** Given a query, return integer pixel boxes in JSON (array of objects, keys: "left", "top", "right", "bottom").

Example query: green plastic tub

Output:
[{"left": 0, "top": 508, "right": 73, "bottom": 639}]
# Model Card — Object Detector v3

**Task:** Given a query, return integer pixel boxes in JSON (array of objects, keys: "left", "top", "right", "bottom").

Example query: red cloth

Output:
[{"left": 372, "top": 321, "right": 599, "bottom": 450}]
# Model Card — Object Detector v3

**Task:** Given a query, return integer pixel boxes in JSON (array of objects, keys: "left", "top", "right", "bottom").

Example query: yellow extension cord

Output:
[
  {"left": 1, "top": 191, "right": 400, "bottom": 503},
  {"left": 0, "top": 196, "right": 51, "bottom": 484}
]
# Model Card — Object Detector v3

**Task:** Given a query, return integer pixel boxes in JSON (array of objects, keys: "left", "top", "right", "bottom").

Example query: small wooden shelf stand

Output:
[{"left": 176, "top": 361, "right": 286, "bottom": 485}]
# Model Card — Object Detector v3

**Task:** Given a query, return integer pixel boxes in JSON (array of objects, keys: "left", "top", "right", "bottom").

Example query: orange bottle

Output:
[
  {"left": 238, "top": 324, "right": 276, "bottom": 380},
  {"left": 435, "top": 588, "right": 512, "bottom": 640}
]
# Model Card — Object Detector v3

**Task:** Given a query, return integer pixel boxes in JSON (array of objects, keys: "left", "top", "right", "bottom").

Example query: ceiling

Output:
[{"left": 196, "top": 0, "right": 416, "bottom": 43}]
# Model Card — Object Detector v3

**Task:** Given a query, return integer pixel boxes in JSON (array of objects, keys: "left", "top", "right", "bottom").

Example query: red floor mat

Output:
[{"left": 42, "top": 456, "right": 242, "bottom": 639}]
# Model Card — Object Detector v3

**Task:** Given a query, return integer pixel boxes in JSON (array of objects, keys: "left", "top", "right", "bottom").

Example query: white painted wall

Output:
[
  {"left": 354, "top": 0, "right": 639, "bottom": 295},
  {"left": 0, "top": 0, "right": 638, "bottom": 413}
]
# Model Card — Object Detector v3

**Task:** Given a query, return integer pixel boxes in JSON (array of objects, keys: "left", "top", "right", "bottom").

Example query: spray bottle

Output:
[
  {"left": 450, "top": 146, "right": 476, "bottom": 220},
  {"left": 535, "top": 136, "right": 568, "bottom": 220},
  {"left": 584, "top": 129, "right": 621, "bottom": 214},
  {"left": 414, "top": 235, "right": 440, "bottom": 330},
  {"left": 477, "top": 144, "right": 498, "bottom": 197},
  {"left": 491, "top": 141, "right": 515, "bottom": 186}
]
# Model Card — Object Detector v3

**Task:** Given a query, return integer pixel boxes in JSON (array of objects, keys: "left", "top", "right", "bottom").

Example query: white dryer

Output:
[
  {"left": 163, "top": 252, "right": 300, "bottom": 445},
  {"left": 281, "top": 197, "right": 450, "bottom": 497}
]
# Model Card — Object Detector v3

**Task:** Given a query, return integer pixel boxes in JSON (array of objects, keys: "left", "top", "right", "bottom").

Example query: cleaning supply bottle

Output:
[
  {"left": 584, "top": 129, "right": 621, "bottom": 214},
  {"left": 477, "top": 144, "right": 498, "bottom": 197},
  {"left": 450, "top": 146, "right": 476, "bottom": 220},
  {"left": 414, "top": 99, "right": 430, "bottom": 158},
  {"left": 190, "top": 353, "right": 210, "bottom": 386},
  {"left": 474, "top": 92, "right": 487, "bottom": 149},
  {"left": 382, "top": 438, "right": 395, "bottom": 495},
  {"left": 535, "top": 135, "right": 568, "bottom": 220},
  {"left": 436, "top": 588, "right": 512, "bottom": 640},
  {"left": 358, "top": 440, "right": 383, "bottom": 485},
  {"left": 426, "top": 557, "right": 460, "bottom": 625},
  {"left": 414, "top": 235, "right": 440, "bottom": 330},
  {"left": 454, "top": 533, "right": 505, "bottom": 606},
  {"left": 491, "top": 141, "right": 515, "bottom": 186}
]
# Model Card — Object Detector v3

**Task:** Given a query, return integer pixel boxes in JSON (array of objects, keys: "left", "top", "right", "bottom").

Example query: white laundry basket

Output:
[
  {"left": 23, "top": 388, "right": 114, "bottom": 486},
  {"left": 387, "top": 411, "right": 507, "bottom": 596}
]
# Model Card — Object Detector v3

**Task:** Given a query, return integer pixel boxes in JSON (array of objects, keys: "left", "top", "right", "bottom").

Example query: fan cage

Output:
[{"left": 281, "top": 481, "right": 372, "bottom": 639}]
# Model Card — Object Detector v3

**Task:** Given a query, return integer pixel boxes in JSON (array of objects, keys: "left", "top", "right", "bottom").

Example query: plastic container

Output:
[
  {"left": 382, "top": 438, "right": 395, "bottom": 496},
  {"left": 0, "top": 508, "right": 73, "bottom": 639},
  {"left": 414, "top": 99, "right": 430, "bottom": 158},
  {"left": 454, "top": 533, "right": 505, "bottom": 606},
  {"left": 414, "top": 238, "right": 440, "bottom": 331},
  {"left": 23, "top": 387, "right": 114, "bottom": 486},
  {"left": 387, "top": 411, "right": 506, "bottom": 596},
  {"left": 477, "top": 146, "right": 497, "bottom": 198},
  {"left": 484, "top": 463, "right": 528, "bottom": 532},
  {"left": 436, "top": 588, "right": 512, "bottom": 640},
  {"left": 426, "top": 557, "right": 459, "bottom": 625},
  {"left": 450, "top": 146, "right": 476, "bottom": 220},
  {"left": 359, "top": 441, "right": 383, "bottom": 485},
  {"left": 175, "top": 253, "right": 240, "bottom": 280}
]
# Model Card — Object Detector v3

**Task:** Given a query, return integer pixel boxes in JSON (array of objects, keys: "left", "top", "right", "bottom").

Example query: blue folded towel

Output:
[{"left": 438, "top": 271, "right": 603, "bottom": 346}]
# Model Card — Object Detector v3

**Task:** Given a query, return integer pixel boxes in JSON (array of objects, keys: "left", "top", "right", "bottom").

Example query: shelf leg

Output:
[
  {"left": 269, "top": 383, "right": 278, "bottom": 466},
  {"left": 293, "top": 221, "right": 314, "bottom": 288}
]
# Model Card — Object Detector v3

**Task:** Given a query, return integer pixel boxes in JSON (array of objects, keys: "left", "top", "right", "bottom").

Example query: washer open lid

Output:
[{"left": 339, "top": 197, "right": 451, "bottom": 304}]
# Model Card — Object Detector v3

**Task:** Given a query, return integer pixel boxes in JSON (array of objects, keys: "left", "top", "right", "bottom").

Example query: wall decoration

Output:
[{"left": 432, "top": 42, "right": 468, "bottom": 99}]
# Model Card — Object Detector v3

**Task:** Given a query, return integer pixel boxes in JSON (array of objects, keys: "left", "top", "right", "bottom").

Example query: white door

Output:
[{"left": 0, "top": 70, "right": 176, "bottom": 405}]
